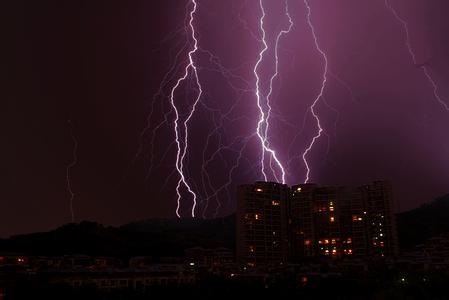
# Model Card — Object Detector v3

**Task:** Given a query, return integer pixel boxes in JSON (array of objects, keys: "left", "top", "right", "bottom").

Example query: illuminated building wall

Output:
[
  {"left": 359, "top": 181, "right": 399, "bottom": 257},
  {"left": 236, "top": 182, "right": 289, "bottom": 266},
  {"left": 290, "top": 184, "right": 349, "bottom": 260},
  {"left": 289, "top": 181, "right": 398, "bottom": 260}
]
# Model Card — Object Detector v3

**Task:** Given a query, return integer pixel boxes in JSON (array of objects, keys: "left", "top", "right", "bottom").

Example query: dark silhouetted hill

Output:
[
  {"left": 0, "top": 216, "right": 235, "bottom": 258},
  {"left": 397, "top": 194, "right": 449, "bottom": 250}
]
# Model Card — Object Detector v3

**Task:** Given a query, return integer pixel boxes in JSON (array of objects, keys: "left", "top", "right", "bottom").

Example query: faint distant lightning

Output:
[
  {"left": 385, "top": 0, "right": 449, "bottom": 111},
  {"left": 66, "top": 119, "right": 78, "bottom": 222},
  {"left": 170, "top": 0, "right": 201, "bottom": 218},
  {"left": 254, "top": 0, "right": 289, "bottom": 184},
  {"left": 302, "top": 0, "right": 327, "bottom": 183}
]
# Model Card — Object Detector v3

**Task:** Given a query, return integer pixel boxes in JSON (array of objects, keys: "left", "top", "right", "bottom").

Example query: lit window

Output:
[
  {"left": 379, "top": 233, "right": 383, "bottom": 237},
  {"left": 329, "top": 206, "right": 334, "bottom": 211},
  {"left": 331, "top": 239, "right": 336, "bottom": 244},
  {"left": 324, "top": 239, "right": 329, "bottom": 244},
  {"left": 271, "top": 200, "right": 280, "bottom": 206},
  {"left": 332, "top": 249, "right": 337, "bottom": 255},
  {"left": 363, "top": 211, "right": 367, "bottom": 215},
  {"left": 304, "top": 240, "right": 311, "bottom": 246},
  {"left": 255, "top": 188, "right": 263, "bottom": 192},
  {"left": 347, "top": 238, "right": 352, "bottom": 244},
  {"left": 249, "top": 246, "right": 254, "bottom": 253},
  {"left": 352, "top": 215, "right": 363, "bottom": 221},
  {"left": 348, "top": 249, "right": 353, "bottom": 255},
  {"left": 296, "top": 187, "right": 302, "bottom": 192},
  {"left": 255, "top": 214, "right": 260, "bottom": 220},
  {"left": 330, "top": 216, "right": 335, "bottom": 222},
  {"left": 318, "top": 240, "right": 322, "bottom": 244}
]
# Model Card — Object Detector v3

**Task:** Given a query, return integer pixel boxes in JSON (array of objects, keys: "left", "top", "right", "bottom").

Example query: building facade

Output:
[
  {"left": 290, "top": 180, "right": 398, "bottom": 260},
  {"left": 236, "top": 182, "right": 289, "bottom": 266},
  {"left": 237, "top": 180, "right": 398, "bottom": 265}
]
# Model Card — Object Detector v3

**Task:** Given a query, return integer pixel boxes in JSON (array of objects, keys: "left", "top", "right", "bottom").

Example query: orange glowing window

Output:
[
  {"left": 271, "top": 200, "right": 280, "bottom": 206},
  {"left": 331, "top": 239, "right": 336, "bottom": 244},
  {"left": 330, "top": 216, "right": 335, "bottom": 222},
  {"left": 324, "top": 239, "right": 329, "bottom": 244},
  {"left": 255, "top": 214, "right": 260, "bottom": 220},
  {"left": 255, "top": 188, "right": 263, "bottom": 192},
  {"left": 304, "top": 240, "right": 311, "bottom": 246},
  {"left": 352, "top": 215, "right": 363, "bottom": 221},
  {"left": 347, "top": 238, "right": 352, "bottom": 244}
]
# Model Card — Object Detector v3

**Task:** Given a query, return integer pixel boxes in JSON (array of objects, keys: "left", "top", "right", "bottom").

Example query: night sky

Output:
[{"left": 4, "top": 0, "right": 449, "bottom": 236}]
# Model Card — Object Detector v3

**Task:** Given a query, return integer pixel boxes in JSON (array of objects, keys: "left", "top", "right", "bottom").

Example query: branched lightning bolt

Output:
[
  {"left": 265, "top": 0, "right": 293, "bottom": 184},
  {"left": 66, "top": 119, "right": 78, "bottom": 223},
  {"left": 385, "top": 0, "right": 449, "bottom": 111},
  {"left": 301, "top": 0, "right": 327, "bottom": 183},
  {"left": 170, "top": 0, "right": 202, "bottom": 218},
  {"left": 254, "top": 0, "right": 290, "bottom": 184}
]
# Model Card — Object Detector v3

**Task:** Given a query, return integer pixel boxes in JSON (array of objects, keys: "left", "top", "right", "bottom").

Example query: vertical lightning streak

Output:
[
  {"left": 254, "top": 0, "right": 287, "bottom": 184},
  {"left": 264, "top": 0, "right": 293, "bottom": 184},
  {"left": 302, "top": 0, "right": 327, "bottom": 183},
  {"left": 170, "top": 0, "right": 201, "bottom": 218},
  {"left": 385, "top": 0, "right": 449, "bottom": 111},
  {"left": 66, "top": 119, "right": 78, "bottom": 222}
]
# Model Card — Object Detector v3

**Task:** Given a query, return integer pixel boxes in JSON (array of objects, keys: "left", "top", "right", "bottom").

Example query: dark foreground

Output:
[{"left": 3, "top": 272, "right": 449, "bottom": 300}]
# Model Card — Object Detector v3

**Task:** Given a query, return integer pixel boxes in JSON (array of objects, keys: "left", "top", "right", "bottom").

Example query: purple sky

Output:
[{"left": 4, "top": 0, "right": 449, "bottom": 236}]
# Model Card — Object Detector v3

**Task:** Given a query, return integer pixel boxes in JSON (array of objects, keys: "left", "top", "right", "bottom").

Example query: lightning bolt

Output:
[
  {"left": 254, "top": 0, "right": 291, "bottom": 184},
  {"left": 170, "top": 0, "right": 202, "bottom": 218},
  {"left": 265, "top": 0, "right": 293, "bottom": 184},
  {"left": 66, "top": 119, "right": 78, "bottom": 223},
  {"left": 385, "top": 0, "right": 449, "bottom": 111},
  {"left": 302, "top": 0, "right": 327, "bottom": 184}
]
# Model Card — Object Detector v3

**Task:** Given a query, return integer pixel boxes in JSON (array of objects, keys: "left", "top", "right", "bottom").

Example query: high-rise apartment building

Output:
[
  {"left": 359, "top": 181, "right": 399, "bottom": 257},
  {"left": 236, "top": 182, "right": 289, "bottom": 266},
  {"left": 236, "top": 180, "right": 398, "bottom": 265},
  {"left": 289, "top": 181, "right": 398, "bottom": 259}
]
